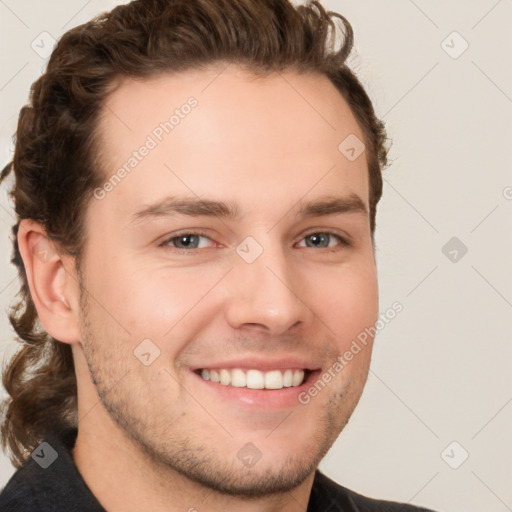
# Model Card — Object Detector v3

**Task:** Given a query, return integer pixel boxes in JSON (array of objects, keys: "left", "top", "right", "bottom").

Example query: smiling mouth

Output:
[{"left": 195, "top": 368, "right": 312, "bottom": 390}]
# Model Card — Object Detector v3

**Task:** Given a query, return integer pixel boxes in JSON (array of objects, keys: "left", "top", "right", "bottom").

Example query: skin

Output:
[{"left": 18, "top": 64, "right": 379, "bottom": 512}]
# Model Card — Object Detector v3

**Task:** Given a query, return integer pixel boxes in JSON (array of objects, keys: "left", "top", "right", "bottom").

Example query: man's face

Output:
[{"left": 76, "top": 65, "right": 378, "bottom": 495}]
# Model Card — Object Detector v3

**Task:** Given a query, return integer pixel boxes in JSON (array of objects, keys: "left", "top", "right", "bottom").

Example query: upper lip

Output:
[{"left": 190, "top": 356, "right": 322, "bottom": 372}]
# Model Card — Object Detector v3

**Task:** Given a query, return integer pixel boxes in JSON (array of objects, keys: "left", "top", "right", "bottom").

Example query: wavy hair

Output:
[{"left": 0, "top": 0, "right": 388, "bottom": 468}]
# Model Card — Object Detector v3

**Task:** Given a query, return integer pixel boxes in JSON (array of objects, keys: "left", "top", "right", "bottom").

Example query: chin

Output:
[{"left": 175, "top": 454, "right": 318, "bottom": 498}]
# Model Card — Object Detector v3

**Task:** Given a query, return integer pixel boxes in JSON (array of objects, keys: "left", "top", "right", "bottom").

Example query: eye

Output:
[
  {"left": 296, "top": 232, "right": 348, "bottom": 250},
  {"left": 160, "top": 231, "right": 215, "bottom": 251}
]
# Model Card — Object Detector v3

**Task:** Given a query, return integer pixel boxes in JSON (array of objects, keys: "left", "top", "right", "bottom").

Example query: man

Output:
[{"left": 0, "top": 0, "right": 436, "bottom": 510}]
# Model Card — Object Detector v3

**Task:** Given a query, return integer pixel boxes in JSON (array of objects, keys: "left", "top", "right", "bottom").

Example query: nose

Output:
[{"left": 223, "top": 239, "right": 314, "bottom": 336}]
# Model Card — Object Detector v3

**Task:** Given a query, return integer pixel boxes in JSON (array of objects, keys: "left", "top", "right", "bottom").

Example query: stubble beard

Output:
[{"left": 77, "top": 278, "right": 361, "bottom": 498}]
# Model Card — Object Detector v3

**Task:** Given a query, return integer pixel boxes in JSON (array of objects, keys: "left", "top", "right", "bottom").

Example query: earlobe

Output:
[{"left": 17, "top": 219, "right": 81, "bottom": 344}]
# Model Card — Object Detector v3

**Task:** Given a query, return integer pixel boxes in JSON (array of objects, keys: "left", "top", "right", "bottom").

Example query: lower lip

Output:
[{"left": 191, "top": 370, "right": 321, "bottom": 409}]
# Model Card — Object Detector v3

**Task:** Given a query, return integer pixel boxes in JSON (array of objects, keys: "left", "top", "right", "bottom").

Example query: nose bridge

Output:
[{"left": 223, "top": 232, "right": 312, "bottom": 333}]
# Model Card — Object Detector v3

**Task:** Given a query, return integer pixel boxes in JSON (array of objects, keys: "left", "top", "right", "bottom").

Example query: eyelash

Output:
[{"left": 159, "top": 230, "right": 350, "bottom": 254}]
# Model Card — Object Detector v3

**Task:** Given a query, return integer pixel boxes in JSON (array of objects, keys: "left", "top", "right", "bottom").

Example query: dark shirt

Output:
[{"left": 0, "top": 427, "right": 436, "bottom": 511}]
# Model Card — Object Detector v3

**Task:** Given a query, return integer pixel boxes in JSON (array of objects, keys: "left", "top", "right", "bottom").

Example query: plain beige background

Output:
[{"left": 0, "top": 1, "right": 511, "bottom": 511}]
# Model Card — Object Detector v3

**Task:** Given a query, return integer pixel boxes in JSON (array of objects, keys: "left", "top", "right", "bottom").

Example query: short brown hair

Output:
[{"left": 0, "top": 0, "right": 388, "bottom": 467}]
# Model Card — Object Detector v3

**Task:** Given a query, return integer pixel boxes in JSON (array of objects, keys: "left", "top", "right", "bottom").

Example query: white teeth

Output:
[
  {"left": 264, "top": 370, "right": 283, "bottom": 389},
  {"left": 283, "top": 369, "right": 293, "bottom": 387},
  {"left": 292, "top": 369, "right": 304, "bottom": 387},
  {"left": 246, "top": 369, "right": 264, "bottom": 389},
  {"left": 219, "top": 369, "right": 231, "bottom": 386},
  {"left": 231, "top": 368, "right": 246, "bottom": 387},
  {"left": 199, "top": 368, "right": 306, "bottom": 389}
]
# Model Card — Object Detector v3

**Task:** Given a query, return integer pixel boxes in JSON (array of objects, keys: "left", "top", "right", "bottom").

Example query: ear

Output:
[{"left": 17, "top": 219, "right": 82, "bottom": 344}]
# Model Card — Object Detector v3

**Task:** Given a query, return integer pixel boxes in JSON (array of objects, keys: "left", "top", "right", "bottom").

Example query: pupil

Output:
[
  {"left": 181, "top": 235, "right": 196, "bottom": 247},
  {"left": 310, "top": 234, "right": 326, "bottom": 247}
]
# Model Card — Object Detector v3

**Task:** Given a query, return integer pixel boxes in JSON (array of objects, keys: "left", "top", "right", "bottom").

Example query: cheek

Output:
[
  {"left": 313, "top": 260, "right": 378, "bottom": 349},
  {"left": 92, "top": 265, "right": 210, "bottom": 355}
]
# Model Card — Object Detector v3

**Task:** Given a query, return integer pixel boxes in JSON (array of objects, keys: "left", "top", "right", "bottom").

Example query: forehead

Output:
[{"left": 93, "top": 65, "right": 369, "bottom": 223}]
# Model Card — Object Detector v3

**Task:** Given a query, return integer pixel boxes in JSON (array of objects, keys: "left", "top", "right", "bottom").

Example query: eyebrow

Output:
[{"left": 129, "top": 192, "right": 368, "bottom": 224}]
